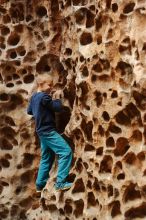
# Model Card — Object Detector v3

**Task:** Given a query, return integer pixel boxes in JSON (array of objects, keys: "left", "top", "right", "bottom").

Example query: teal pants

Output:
[{"left": 36, "top": 130, "right": 72, "bottom": 189}]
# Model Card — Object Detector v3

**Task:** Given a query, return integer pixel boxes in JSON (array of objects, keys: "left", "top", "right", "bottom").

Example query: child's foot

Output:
[
  {"left": 36, "top": 186, "right": 43, "bottom": 193},
  {"left": 55, "top": 182, "right": 72, "bottom": 191}
]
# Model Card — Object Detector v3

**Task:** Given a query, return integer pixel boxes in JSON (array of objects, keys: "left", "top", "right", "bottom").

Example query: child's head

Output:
[{"left": 36, "top": 74, "right": 53, "bottom": 93}]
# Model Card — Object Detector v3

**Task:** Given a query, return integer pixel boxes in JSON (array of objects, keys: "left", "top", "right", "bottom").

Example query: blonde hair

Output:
[
  {"left": 29, "top": 73, "right": 53, "bottom": 97},
  {"left": 36, "top": 73, "right": 53, "bottom": 87}
]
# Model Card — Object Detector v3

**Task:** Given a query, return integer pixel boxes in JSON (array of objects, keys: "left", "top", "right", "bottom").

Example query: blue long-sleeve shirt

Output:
[{"left": 27, "top": 92, "right": 62, "bottom": 135}]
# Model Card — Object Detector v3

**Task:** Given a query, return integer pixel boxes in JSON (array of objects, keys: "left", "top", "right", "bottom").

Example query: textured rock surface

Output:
[{"left": 0, "top": 0, "right": 146, "bottom": 219}]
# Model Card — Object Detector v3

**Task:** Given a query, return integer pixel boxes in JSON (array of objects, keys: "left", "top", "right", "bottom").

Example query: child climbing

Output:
[{"left": 27, "top": 73, "right": 73, "bottom": 192}]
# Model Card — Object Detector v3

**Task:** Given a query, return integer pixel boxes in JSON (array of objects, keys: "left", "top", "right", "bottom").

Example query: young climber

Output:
[{"left": 27, "top": 73, "right": 73, "bottom": 191}]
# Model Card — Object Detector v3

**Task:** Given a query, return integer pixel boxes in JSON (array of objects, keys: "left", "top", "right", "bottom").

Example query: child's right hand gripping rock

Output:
[{"left": 52, "top": 90, "right": 63, "bottom": 100}]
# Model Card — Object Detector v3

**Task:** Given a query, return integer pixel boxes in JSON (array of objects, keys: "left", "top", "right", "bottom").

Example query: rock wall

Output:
[{"left": 0, "top": 0, "right": 146, "bottom": 219}]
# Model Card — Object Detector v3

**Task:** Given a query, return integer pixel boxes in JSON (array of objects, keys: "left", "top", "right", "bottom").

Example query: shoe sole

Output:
[{"left": 56, "top": 186, "right": 71, "bottom": 191}]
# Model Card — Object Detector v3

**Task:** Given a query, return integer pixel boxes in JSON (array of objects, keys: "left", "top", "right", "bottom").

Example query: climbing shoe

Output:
[{"left": 55, "top": 182, "right": 72, "bottom": 191}]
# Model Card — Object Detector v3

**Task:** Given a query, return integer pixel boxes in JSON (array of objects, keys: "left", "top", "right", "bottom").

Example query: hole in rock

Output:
[
  {"left": 17, "top": 46, "right": 26, "bottom": 56},
  {"left": 106, "top": 0, "right": 111, "bottom": 8},
  {"left": 114, "top": 137, "right": 130, "bottom": 156},
  {"left": 92, "top": 63, "right": 102, "bottom": 72},
  {"left": 1, "top": 158, "right": 10, "bottom": 168},
  {"left": 125, "top": 102, "right": 140, "bottom": 119},
  {"left": 8, "top": 33, "right": 20, "bottom": 46},
  {"left": 133, "top": 90, "right": 146, "bottom": 110},
  {"left": 1, "top": 126, "right": 16, "bottom": 138},
  {"left": 123, "top": 2, "right": 135, "bottom": 14},
  {"left": 16, "top": 80, "right": 22, "bottom": 85},
  {"left": 15, "top": 186, "right": 22, "bottom": 195},
  {"left": 10, "top": 51, "right": 17, "bottom": 59},
  {"left": 106, "top": 136, "right": 115, "bottom": 147},
  {"left": 0, "top": 93, "right": 9, "bottom": 101},
  {"left": 82, "top": 66, "right": 89, "bottom": 77},
  {"left": 55, "top": 106, "right": 71, "bottom": 133},
  {"left": 88, "top": 192, "right": 97, "bottom": 207},
  {"left": 81, "top": 119, "right": 93, "bottom": 141},
  {"left": 95, "top": 15, "right": 102, "bottom": 31},
  {"left": 74, "top": 199, "right": 84, "bottom": 218},
  {"left": 64, "top": 203, "right": 72, "bottom": 215},
  {"left": 109, "top": 200, "right": 121, "bottom": 217},
  {"left": 107, "top": 185, "right": 113, "bottom": 197},
  {"left": 130, "top": 129, "right": 142, "bottom": 142},
  {"left": 13, "top": 74, "right": 19, "bottom": 80},
  {"left": 1, "top": 26, "right": 10, "bottom": 35},
  {"left": 100, "top": 59, "right": 110, "bottom": 69},
  {"left": 47, "top": 204, "right": 57, "bottom": 212},
  {"left": 102, "top": 111, "right": 110, "bottom": 121},
  {"left": 94, "top": 91, "right": 103, "bottom": 107},
  {"left": 0, "top": 138, "right": 13, "bottom": 150},
  {"left": 43, "top": 30, "right": 49, "bottom": 37},
  {"left": 23, "top": 74, "right": 34, "bottom": 84},
  {"left": 142, "top": 43, "right": 146, "bottom": 51},
  {"left": 99, "top": 74, "right": 111, "bottom": 81},
  {"left": 65, "top": 48, "right": 72, "bottom": 55},
  {"left": 10, "top": 204, "right": 19, "bottom": 217},
  {"left": 0, "top": 206, "right": 9, "bottom": 218},
  {"left": 19, "top": 196, "right": 33, "bottom": 209},
  {"left": 6, "top": 83, "right": 14, "bottom": 88},
  {"left": 87, "top": 180, "right": 92, "bottom": 189},
  {"left": 96, "top": 147, "right": 103, "bottom": 156},
  {"left": 0, "top": 6, "right": 6, "bottom": 14},
  {"left": 36, "top": 6, "right": 47, "bottom": 17},
  {"left": 93, "top": 178, "right": 100, "bottom": 191},
  {"left": 99, "top": 155, "right": 113, "bottom": 173},
  {"left": 86, "top": 10, "right": 95, "bottom": 28},
  {"left": 36, "top": 55, "right": 51, "bottom": 73},
  {"left": 7, "top": 74, "right": 15, "bottom": 82},
  {"left": 22, "top": 153, "right": 35, "bottom": 168},
  {"left": 123, "top": 183, "right": 141, "bottom": 203},
  {"left": 112, "top": 3, "right": 118, "bottom": 12},
  {"left": 117, "top": 173, "right": 125, "bottom": 180},
  {"left": 72, "top": 0, "right": 87, "bottom": 6},
  {"left": 9, "top": 3, "right": 24, "bottom": 21},
  {"left": 85, "top": 144, "right": 95, "bottom": 151},
  {"left": 123, "top": 152, "right": 137, "bottom": 164},
  {"left": 116, "top": 61, "right": 132, "bottom": 76},
  {"left": 3, "top": 14, "right": 11, "bottom": 23},
  {"left": 115, "top": 110, "right": 131, "bottom": 125},
  {"left": 97, "top": 34, "right": 102, "bottom": 44},
  {"left": 91, "top": 74, "right": 97, "bottom": 82},
  {"left": 137, "top": 151, "right": 145, "bottom": 161},
  {"left": 21, "top": 170, "right": 33, "bottom": 184},
  {"left": 72, "top": 178, "right": 85, "bottom": 193},
  {"left": 80, "top": 55, "right": 85, "bottom": 62},
  {"left": 75, "top": 8, "right": 86, "bottom": 24},
  {"left": 125, "top": 202, "right": 146, "bottom": 219},
  {"left": 108, "top": 122, "right": 122, "bottom": 133},
  {"left": 111, "top": 90, "right": 118, "bottom": 98},
  {"left": 67, "top": 173, "right": 76, "bottom": 183},
  {"left": 14, "top": 24, "right": 23, "bottom": 33},
  {"left": 26, "top": 15, "right": 33, "bottom": 22},
  {"left": 5, "top": 153, "right": 12, "bottom": 160},
  {"left": 19, "top": 210, "right": 27, "bottom": 219},
  {"left": 75, "top": 158, "right": 83, "bottom": 173},
  {"left": 80, "top": 32, "right": 93, "bottom": 45}
]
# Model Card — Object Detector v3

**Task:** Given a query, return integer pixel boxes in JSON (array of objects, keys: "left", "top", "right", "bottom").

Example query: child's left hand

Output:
[{"left": 53, "top": 90, "right": 63, "bottom": 99}]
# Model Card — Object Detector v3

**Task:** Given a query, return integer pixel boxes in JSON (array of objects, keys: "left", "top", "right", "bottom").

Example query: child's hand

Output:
[{"left": 53, "top": 90, "right": 62, "bottom": 99}]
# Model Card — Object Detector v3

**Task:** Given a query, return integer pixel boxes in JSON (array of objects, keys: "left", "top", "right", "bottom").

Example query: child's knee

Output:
[
  {"left": 64, "top": 145, "right": 72, "bottom": 156},
  {"left": 67, "top": 147, "right": 73, "bottom": 158}
]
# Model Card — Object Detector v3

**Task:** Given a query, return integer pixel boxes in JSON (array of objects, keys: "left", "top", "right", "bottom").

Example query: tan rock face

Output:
[{"left": 0, "top": 0, "right": 146, "bottom": 219}]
